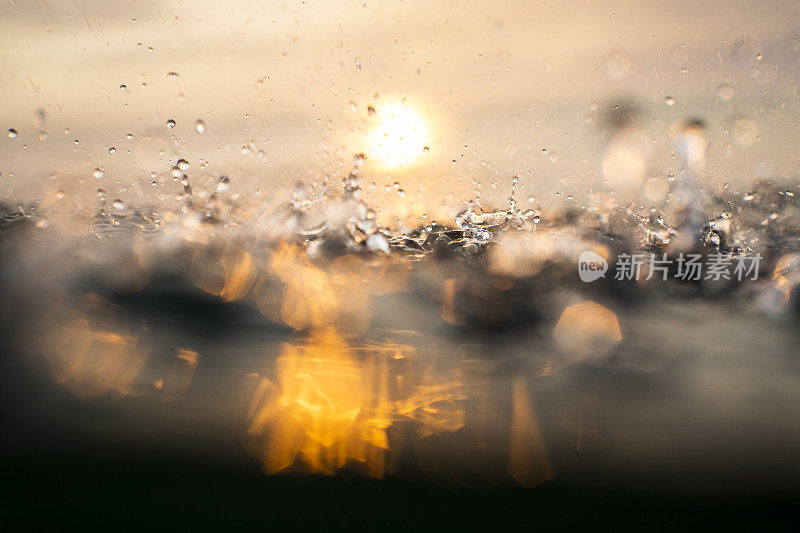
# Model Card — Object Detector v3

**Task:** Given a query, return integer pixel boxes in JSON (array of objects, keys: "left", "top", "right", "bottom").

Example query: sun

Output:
[{"left": 367, "top": 102, "right": 429, "bottom": 169}]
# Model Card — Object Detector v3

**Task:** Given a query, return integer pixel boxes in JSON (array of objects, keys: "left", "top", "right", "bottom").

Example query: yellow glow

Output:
[{"left": 367, "top": 103, "right": 429, "bottom": 168}]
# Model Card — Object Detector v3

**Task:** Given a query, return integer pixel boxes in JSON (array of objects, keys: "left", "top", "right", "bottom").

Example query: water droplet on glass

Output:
[
  {"left": 108, "top": 146, "right": 116, "bottom": 154},
  {"left": 120, "top": 84, "right": 128, "bottom": 92},
  {"left": 367, "top": 105, "right": 376, "bottom": 117},
  {"left": 167, "top": 71, "right": 179, "bottom": 79},
  {"left": 717, "top": 85, "right": 735, "bottom": 102},
  {"left": 7, "top": 128, "right": 18, "bottom": 139},
  {"left": 665, "top": 96, "right": 676, "bottom": 106},
  {"left": 732, "top": 118, "right": 759, "bottom": 148},
  {"left": 195, "top": 120, "right": 206, "bottom": 134},
  {"left": 93, "top": 168, "right": 105, "bottom": 179},
  {"left": 166, "top": 119, "right": 176, "bottom": 128},
  {"left": 177, "top": 158, "right": 190, "bottom": 171},
  {"left": 37, "top": 131, "right": 47, "bottom": 141}
]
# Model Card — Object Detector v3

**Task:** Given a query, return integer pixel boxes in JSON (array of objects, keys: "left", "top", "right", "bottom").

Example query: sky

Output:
[{"left": 1, "top": 0, "right": 799, "bottom": 217}]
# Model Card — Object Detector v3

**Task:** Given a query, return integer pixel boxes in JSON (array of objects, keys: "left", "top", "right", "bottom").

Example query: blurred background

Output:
[{"left": 2, "top": 0, "right": 800, "bottom": 528}]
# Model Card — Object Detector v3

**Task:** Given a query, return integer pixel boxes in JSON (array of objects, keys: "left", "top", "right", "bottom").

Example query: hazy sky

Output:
[{"left": 2, "top": 0, "right": 799, "bottom": 213}]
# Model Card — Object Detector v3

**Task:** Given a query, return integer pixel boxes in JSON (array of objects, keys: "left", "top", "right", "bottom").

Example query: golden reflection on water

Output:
[
  {"left": 192, "top": 247, "right": 257, "bottom": 302},
  {"left": 508, "top": 377, "right": 555, "bottom": 487},
  {"left": 244, "top": 328, "right": 474, "bottom": 476},
  {"left": 553, "top": 301, "right": 622, "bottom": 364},
  {"left": 46, "top": 302, "right": 148, "bottom": 400},
  {"left": 245, "top": 328, "right": 393, "bottom": 476},
  {"left": 36, "top": 238, "right": 558, "bottom": 486}
]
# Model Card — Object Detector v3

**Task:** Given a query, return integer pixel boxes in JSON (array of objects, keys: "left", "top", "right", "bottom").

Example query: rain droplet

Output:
[
  {"left": 177, "top": 158, "right": 190, "bottom": 170},
  {"left": 665, "top": 96, "right": 676, "bottom": 106},
  {"left": 93, "top": 168, "right": 105, "bottom": 179},
  {"left": 167, "top": 71, "right": 179, "bottom": 79},
  {"left": 108, "top": 146, "right": 116, "bottom": 154},
  {"left": 194, "top": 120, "right": 206, "bottom": 134},
  {"left": 732, "top": 118, "right": 759, "bottom": 148},
  {"left": 7, "top": 128, "right": 18, "bottom": 139},
  {"left": 112, "top": 199, "right": 125, "bottom": 210},
  {"left": 717, "top": 85, "right": 735, "bottom": 102},
  {"left": 605, "top": 52, "right": 631, "bottom": 80},
  {"left": 120, "top": 84, "right": 128, "bottom": 92},
  {"left": 166, "top": 119, "right": 176, "bottom": 128},
  {"left": 367, "top": 105, "right": 376, "bottom": 117},
  {"left": 216, "top": 175, "right": 230, "bottom": 192},
  {"left": 37, "top": 131, "right": 47, "bottom": 141}
]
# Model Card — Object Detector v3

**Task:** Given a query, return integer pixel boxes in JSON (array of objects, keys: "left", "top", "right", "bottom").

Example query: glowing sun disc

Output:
[{"left": 367, "top": 103, "right": 429, "bottom": 168}]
